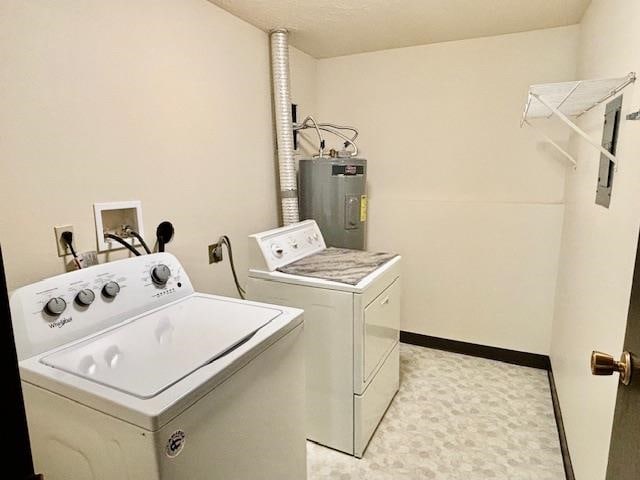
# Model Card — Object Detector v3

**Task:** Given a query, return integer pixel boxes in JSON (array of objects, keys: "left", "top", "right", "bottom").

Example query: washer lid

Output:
[{"left": 40, "top": 296, "right": 281, "bottom": 399}]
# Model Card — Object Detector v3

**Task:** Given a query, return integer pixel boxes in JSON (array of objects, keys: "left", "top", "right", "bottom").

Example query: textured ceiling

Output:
[{"left": 209, "top": 0, "right": 591, "bottom": 58}]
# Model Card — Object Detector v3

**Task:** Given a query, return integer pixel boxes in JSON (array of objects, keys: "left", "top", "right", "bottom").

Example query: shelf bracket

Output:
[
  {"left": 524, "top": 120, "right": 577, "bottom": 167},
  {"left": 545, "top": 81, "right": 582, "bottom": 119},
  {"left": 531, "top": 93, "right": 617, "bottom": 164}
]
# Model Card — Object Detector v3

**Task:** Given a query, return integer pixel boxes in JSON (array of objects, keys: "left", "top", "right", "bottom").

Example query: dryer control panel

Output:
[
  {"left": 248, "top": 220, "right": 326, "bottom": 272},
  {"left": 10, "top": 253, "right": 194, "bottom": 359}
]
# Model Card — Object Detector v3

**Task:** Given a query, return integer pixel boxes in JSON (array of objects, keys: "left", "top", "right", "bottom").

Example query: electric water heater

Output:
[{"left": 298, "top": 157, "right": 367, "bottom": 250}]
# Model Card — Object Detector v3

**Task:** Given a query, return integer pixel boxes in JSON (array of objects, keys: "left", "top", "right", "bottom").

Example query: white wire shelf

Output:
[{"left": 521, "top": 72, "right": 636, "bottom": 166}]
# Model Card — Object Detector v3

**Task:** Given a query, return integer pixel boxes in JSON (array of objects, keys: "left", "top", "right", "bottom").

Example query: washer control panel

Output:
[
  {"left": 248, "top": 220, "right": 326, "bottom": 272},
  {"left": 10, "top": 253, "right": 194, "bottom": 359}
]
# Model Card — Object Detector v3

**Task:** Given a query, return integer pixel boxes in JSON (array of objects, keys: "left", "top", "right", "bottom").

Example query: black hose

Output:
[
  {"left": 156, "top": 221, "right": 175, "bottom": 252},
  {"left": 104, "top": 233, "right": 142, "bottom": 256},
  {"left": 221, "top": 236, "right": 246, "bottom": 299},
  {"left": 127, "top": 230, "right": 151, "bottom": 254}
]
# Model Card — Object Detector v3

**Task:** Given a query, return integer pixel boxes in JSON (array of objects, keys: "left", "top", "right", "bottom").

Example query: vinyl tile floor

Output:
[{"left": 307, "top": 344, "right": 565, "bottom": 480}]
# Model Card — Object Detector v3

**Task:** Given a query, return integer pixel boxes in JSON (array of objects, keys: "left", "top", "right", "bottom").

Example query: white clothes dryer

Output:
[{"left": 247, "top": 220, "right": 401, "bottom": 458}]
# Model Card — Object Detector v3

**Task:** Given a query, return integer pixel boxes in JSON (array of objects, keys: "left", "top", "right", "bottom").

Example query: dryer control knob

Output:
[
  {"left": 75, "top": 289, "right": 96, "bottom": 307},
  {"left": 102, "top": 281, "right": 121, "bottom": 299},
  {"left": 44, "top": 297, "right": 67, "bottom": 316},
  {"left": 151, "top": 264, "right": 171, "bottom": 286},
  {"left": 271, "top": 244, "right": 284, "bottom": 258}
]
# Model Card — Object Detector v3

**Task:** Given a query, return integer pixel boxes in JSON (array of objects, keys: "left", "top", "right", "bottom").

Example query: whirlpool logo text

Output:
[{"left": 48, "top": 317, "right": 72, "bottom": 329}]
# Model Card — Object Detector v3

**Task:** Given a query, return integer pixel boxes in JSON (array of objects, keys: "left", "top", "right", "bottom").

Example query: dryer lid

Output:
[{"left": 40, "top": 296, "right": 281, "bottom": 399}]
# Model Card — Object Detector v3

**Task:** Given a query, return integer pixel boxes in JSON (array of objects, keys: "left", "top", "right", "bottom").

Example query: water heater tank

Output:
[{"left": 298, "top": 157, "right": 367, "bottom": 250}]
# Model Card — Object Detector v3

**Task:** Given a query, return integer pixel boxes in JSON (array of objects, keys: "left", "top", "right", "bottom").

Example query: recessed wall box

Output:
[{"left": 94, "top": 201, "right": 144, "bottom": 253}]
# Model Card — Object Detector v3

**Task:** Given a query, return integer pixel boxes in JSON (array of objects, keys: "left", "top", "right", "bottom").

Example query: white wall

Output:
[
  {"left": 550, "top": 2, "right": 640, "bottom": 479},
  {"left": 289, "top": 46, "right": 319, "bottom": 159},
  {"left": 290, "top": 47, "right": 317, "bottom": 114},
  {"left": 0, "top": 1, "right": 320, "bottom": 295},
  {"left": 316, "top": 27, "right": 579, "bottom": 354}
]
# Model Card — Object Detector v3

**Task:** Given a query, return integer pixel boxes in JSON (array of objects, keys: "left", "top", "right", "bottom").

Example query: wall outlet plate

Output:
[
  {"left": 208, "top": 243, "right": 223, "bottom": 264},
  {"left": 54, "top": 225, "right": 74, "bottom": 257},
  {"left": 94, "top": 201, "right": 144, "bottom": 253}
]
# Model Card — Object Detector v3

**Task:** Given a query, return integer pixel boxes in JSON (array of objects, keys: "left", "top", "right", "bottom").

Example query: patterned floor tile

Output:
[{"left": 307, "top": 344, "right": 564, "bottom": 480}]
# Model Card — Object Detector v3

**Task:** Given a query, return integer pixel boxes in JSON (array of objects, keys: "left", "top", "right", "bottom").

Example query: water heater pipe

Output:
[{"left": 270, "top": 29, "right": 299, "bottom": 225}]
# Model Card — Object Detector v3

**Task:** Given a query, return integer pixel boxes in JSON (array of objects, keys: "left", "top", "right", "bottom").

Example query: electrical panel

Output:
[{"left": 596, "top": 96, "right": 623, "bottom": 208}]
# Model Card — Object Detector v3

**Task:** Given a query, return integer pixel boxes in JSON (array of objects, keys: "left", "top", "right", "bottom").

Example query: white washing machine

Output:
[
  {"left": 10, "top": 252, "right": 306, "bottom": 480},
  {"left": 247, "top": 220, "right": 401, "bottom": 458}
]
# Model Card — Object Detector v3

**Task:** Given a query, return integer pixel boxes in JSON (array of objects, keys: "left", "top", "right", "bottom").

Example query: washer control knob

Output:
[
  {"left": 271, "top": 244, "right": 284, "bottom": 258},
  {"left": 75, "top": 289, "right": 96, "bottom": 307},
  {"left": 151, "top": 264, "right": 171, "bottom": 286},
  {"left": 290, "top": 240, "right": 298, "bottom": 249},
  {"left": 313, "top": 233, "right": 319, "bottom": 241},
  {"left": 44, "top": 297, "right": 67, "bottom": 316},
  {"left": 102, "top": 281, "right": 121, "bottom": 299}
]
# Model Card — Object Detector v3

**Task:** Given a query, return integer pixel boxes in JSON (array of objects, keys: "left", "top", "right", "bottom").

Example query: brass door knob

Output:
[{"left": 591, "top": 351, "right": 632, "bottom": 385}]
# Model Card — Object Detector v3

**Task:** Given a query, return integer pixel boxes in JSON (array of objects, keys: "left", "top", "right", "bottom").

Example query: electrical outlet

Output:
[
  {"left": 208, "top": 243, "right": 223, "bottom": 264},
  {"left": 54, "top": 225, "right": 74, "bottom": 257}
]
